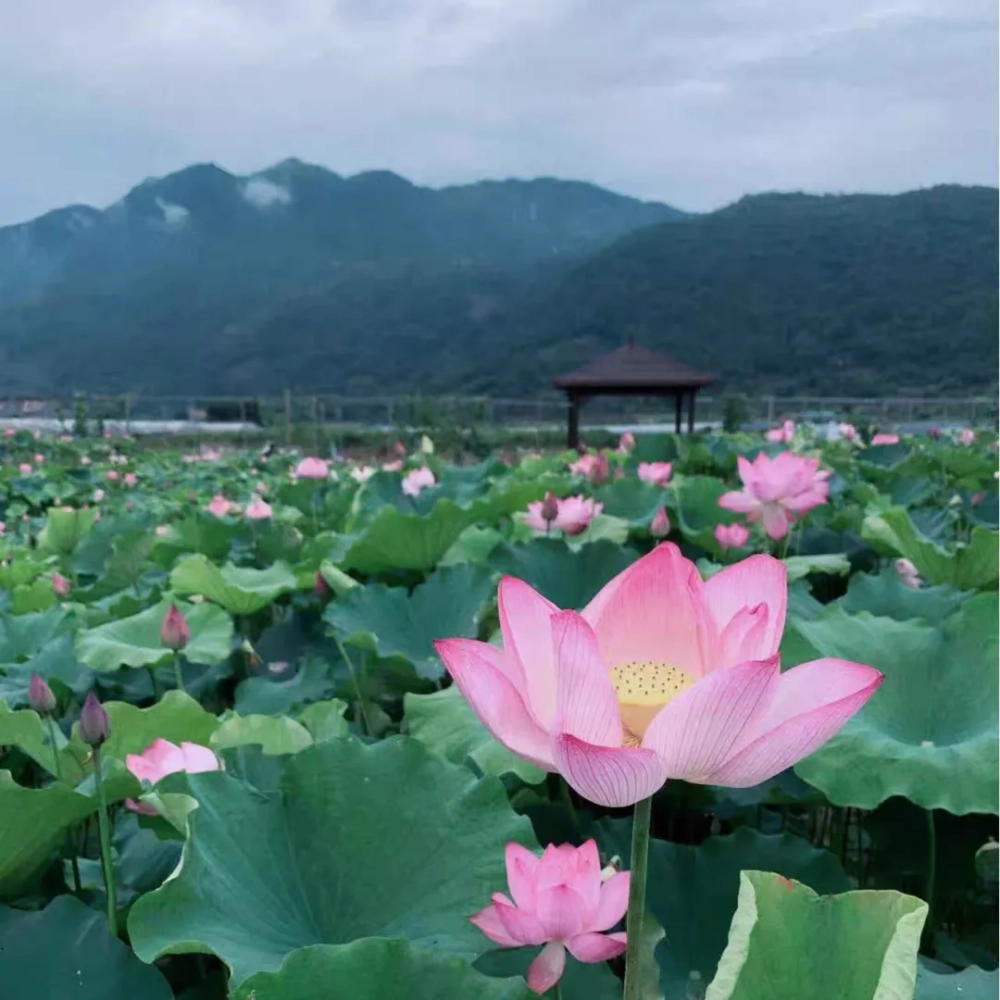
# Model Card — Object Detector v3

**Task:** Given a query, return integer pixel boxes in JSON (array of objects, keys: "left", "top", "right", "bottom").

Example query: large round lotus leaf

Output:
[
  {"left": 0, "top": 894, "right": 172, "bottom": 999},
  {"left": 76, "top": 599, "right": 233, "bottom": 672},
  {"left": 211, "top": 714, "right": 313, "bottom": 755},
  {"left": 594, "top": 478, "right": 669, "bottom": 527},
  {"left": 234, "top": 660, "right": 336, "bottom": 716},
  {"left": 780, "top": 553, "right": 850, "bottom": 582},
  {"left": 439, "top": 525, "right": 504, "bottom": 567},
  {"left": 38, "top": 506, "right": 98, "bottom": 556},
  {"left": 325, "top": 564, "right": 495, "bottom": 679},
  {"left": 341, "top": 499, "right": 477, "bottom": 574},
  {"left": 862, "top": 506, "right": 999, "bottom": 590},
  {"left": 705, "top": 872, "right": 927, "bottom": 1000},
  {"left": 914, "top": 963, "right": 998, "bottom": 999},
  {"left": 0, "top": 774, "right": 94, "bottom": 898},
  {"left": 476, "top": 944, "right": 624, "bottom": 1000},
  {"left": 0, "top": 701, "right": 83, "bottom": 782},
  {"left": 128, "top": 736, "right": 537, "bottom": 985},
  {"left": 597, "top": 822, "right": 850, "bottom": 999},
  {"left": 232, "top": 939, "right": 534, "bottom": 1000},
  {"left": 170, "top": 554, "right": 299, "bottom": 614},
  {"left": 837, "top": 569, "right": 970, "bottom": 622},
  {"left": 668, "top": 475, "right": 738, "bottom": 551},
  {"left": 792, "top": 596, "right": 998, "bottom": 814},
  {"left": 488, "top": 538, "right": 639, "bottom": 609},
  {"left": 404, "top": 685, "right": 544, "bottom": 784},
  {"left": 0, "top": 605, "right": 73, "bottom": 661}
]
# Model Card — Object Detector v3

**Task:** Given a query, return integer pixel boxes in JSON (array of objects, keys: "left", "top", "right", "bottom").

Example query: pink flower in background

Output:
[
  {"left": 18, "top": 464, "right": 31, "bottom": 474},
  {"left": 81, "top": 456, "right": 91, "bottom": 465},
  {"left": 106, "top": 470, "right": 119, "bottom": 481},
  {"left": 471, "top": 841, "right": 628, "bottom": 995},
  {"left": 526, "top": 495, "right": 602, "bottom": 535},
  {"left": 402, "top": 466, "right": 436, "bottom": 497},
  {"left": 206, "top": 494, "right": 234, "bottom": 517},
  {"left": 3, "top": 428, "right": 14, "bottom": 437},
  {"left": 382, "top": 459, "right": 403, "bottom": 472},
  {"left": 244, "top": 495, "right": 273, "bottom": 519},
  {"left": 568, "top": 452, "right": 609, "bottom": 483},
  {"left": 350, "top": 465, "right": 375, "bottom": 483},
  {"left": 650, "top": 506, "right": 671, "bottom": 538},
  {"left": 124, "top": 472, "right": 138, "bottom": 486},
  {"left": 719, "top": 451, "right": 830, "bottom": 540},
  {"left": 871, "top": 433, "right": 899, "bottom": 445},
  {"left": 927, "top": 427, "right": 942, "bottom": 440},
  {"left": 715, "top": 522, "right": 750, "bottom": 549},
  {"left": 637, "top": 461, "right": 672, "bottom": 486},
  {"left": 51, "top": 572, "right": 71, "bottom": 597},
  {"left": 33, "top": 453, "right": 44, "bottom": 463},
  {"left": 766, "top": 420, "right": 796, "bottom": 443},
  {"left": 394, "top": 440, "right": 407, "bottom": 458},
  {"left": 294, "top": 457, "right": 329, "bottom": 479},
  {"left": 895, "top": 558, "right": 921, "bottom": 589},
  {"left": 125, "top": 739, "right": 220, "bottom": 815},
  {"left": 617, "top": 431, "right": 636, "bottom": 454},
  {"left": 958, "top": 428, "right": 976, "bottom": 446},
  {"left": 838, "top": 423, "right": 858, "bottom": 441},
  {"left": 0, "top": 521, "right": 5, "bottom": 535},
  {"left": 435, "top": 545, "right": 882, "bottom": 808},
  {"left": 93, "top": 488, "right": 105, "bottom": 502}
]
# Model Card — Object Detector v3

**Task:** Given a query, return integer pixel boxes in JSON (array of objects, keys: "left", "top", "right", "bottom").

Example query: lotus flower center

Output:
[{"left": 610, "top": 662, "right": 696, "bottom": 744}]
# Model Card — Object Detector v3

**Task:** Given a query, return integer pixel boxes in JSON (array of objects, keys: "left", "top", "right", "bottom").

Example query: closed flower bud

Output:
[
  {"left": 160, "top": 604, "right": 190, "bottom": 651},
  {"left": 51, "top": 572, "right": 71, "bottom": 597},
  {"left": 540, "top": 492, "right": 559, "bottom": 524},
  {"left": 314, "top": 571, "right": 332, "bottom": 599},
  {"left": 28, "top": 673, "right": 57, "bottom": 715},
  {"left": 80, "top": 692, "right": 109, "bottom": 747},
  {"left": 650, "top": 505, "right": 671, "bottom": 538}
]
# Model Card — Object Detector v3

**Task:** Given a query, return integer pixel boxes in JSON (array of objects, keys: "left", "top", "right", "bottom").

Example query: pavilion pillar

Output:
[
  {"left": 688, "top": 390, "right": 696, "bottom": 434},
  {"left": 567, "top": 392, "right": 581, "bottom": 450},
  {"left": 674, "top": 392, "right": 683, "bottom": 434}
]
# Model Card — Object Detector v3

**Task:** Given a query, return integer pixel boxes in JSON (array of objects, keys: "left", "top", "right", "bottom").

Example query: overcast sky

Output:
[{"left": 1, "top": 0, "right": 996, "bottom": 225}]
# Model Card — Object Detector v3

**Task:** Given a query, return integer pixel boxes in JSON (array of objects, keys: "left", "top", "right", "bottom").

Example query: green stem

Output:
[
  {"left": 173, "top": 652, "right": 185, "bottom": 693},
  {"left": 623, "top": 796, "right": 652, "bottom": 1000},
  {"left": 332, "top": 633, "right": 372, "bottom": 736},
  {"left": 147, "top": 665, "right": 161, "bottom": 702},
  {"left": 92, "top": 747, "right": 118, "bottom": 937},
  {"left": 559, "top": 777, "right": 583, "bottom": 841},
  {"left": 925, "top": 808, "right": 936, "bottom": 926},
  {"left": 45, "top": 716, "right": 64, "bottom": 783},
  {"left": 550, "top": 982, "right": 563, "bottom": 1000}
]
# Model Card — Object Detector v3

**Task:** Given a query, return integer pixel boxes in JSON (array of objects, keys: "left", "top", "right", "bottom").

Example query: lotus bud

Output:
[
  {"left": 28, "top": 673, "right": 57, "bottom": 715},
  {"left": 540, "top": 492, "right": 559, "bottom": 524},
  {"left": 314, "top": 570, "right": 332, "bottom": 600},
  {"left": 650, "top": 505, "right": 671, "bottom": 538},
  {"left": 160, "top": 603, "right": 190, "bottom": 651},
  {"left": 80, "top": 692, "right": 109, "bottom": 747},
  {"left": 51, "top": 572, "right": 71, "bottom": 597},
  {"left": 592, "top": 451, "right": 610, "bottom": 484}
]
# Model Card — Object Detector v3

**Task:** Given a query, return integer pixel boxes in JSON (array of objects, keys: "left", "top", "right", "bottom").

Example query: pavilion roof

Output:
[{"left": 552, "top": 343, "right": 716, "bottom": 391}]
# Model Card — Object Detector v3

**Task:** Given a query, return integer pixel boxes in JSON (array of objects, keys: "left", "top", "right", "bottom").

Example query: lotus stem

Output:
[
  {"left": 173, "top": 652, "right": 185, "bottom": 693},
  {"left": 147, "top": 665, "right": 160, "bottom": 701},
  {"left": 623, "top": 795, "right": 652, "bottom": 1000},
  {"left": 925, "top": 808, "right": 936, "bottom": 929},
  {"left": 332, "top": 632, "right": 372, "bottom": 736},
  {"left": 92, "top": 746, "right": 118, "bottom": 936},
  {"left": 559, "top": 776, "right": 583, "bottom": 841},
  {"left": 45, "top": 716, "right": 64, "bottom": 783}
]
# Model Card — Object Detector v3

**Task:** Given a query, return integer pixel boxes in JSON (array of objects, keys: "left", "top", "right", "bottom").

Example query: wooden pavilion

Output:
[{"left": 553, "top": 343, "right": 716, "bottom": 449}]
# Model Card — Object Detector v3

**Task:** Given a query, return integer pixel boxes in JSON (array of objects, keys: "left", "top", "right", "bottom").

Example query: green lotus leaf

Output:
[
  {"left": 76, "top": 599, "right": 233, "bottom": 672},
  {"left": 0, "top": 605, "right": 73, "bottom": 661},
  {"left": 439, "top": 525, "right": 505, "bottom": 566},
  {"left": 705, "top": 872, "right": 927, "bottom": 1000},
  {"left": 296, "top": 699, "right": 349, "bottom": 742},
  {"left": 837, "top": 569, "right": 971, "bottom": 622},
  {"left": 781, "top": 553, "right": 851, "bottom": 582},
  {"left": 234, "top": 660, "right": 336, "bottom": 716},
  {"left": 232, "top": 939, "right": 534, "bottom": 1000},
  {"left": 0, "top": 635, "right": 93, "bottom": 708},
  {"left": 0, "top": 894, "right": 172, "bottom": 999},
  {"left": 171, "top": 554, "right": 298, "bottom": 614},
  {"left": 597, "top": 822, "right": 849, "bottom": 998},
  {"left": 565, "top": 513, "right": 630, "bottom": 550},
  {"left": 128, "top": 736, "right": 537, "bottom": 985},
  {"left": 404, "top": 685, "right": 544, "bottom": 784},
  {"left": 38, "top": 506, "right": 98, "bottom": 556},
  {"left": 211, "top": 714, "right": 314, "bottom": 755},
  {"left": 476, "top": 945, "right": 624, "bottom": 1000},
  {"left": 862, "top": 505, "right": 999, "bottom": 590},
  {"left": 914, "top": 963, "right": 998, "bottom": 999},
  {"left": 792, "top": 596, "right": 998, "bottom": 813},
  {"left": 594, "top": 478, "right": 669, "bottom": 527},
  {"left": 325, "top": 564, "right": 494, "bottom": 679},
  {"left": 668, "top": 475, "right": 737, "bottom": 551},
  {"left": 488, "top": 538, "right": 639, "bottom": 609},
  {"left": 0, "top": 702, "right": 85, "bottom": 783}
]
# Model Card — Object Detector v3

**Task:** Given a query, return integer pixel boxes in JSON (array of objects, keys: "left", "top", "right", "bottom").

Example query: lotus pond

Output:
[{"left": 0, "top": 426, "right": 996, "bottom": 1000}]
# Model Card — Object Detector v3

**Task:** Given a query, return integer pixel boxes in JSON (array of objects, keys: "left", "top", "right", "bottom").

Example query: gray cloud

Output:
[{"left": 0, "top": 0, "right": 995, "bottom": 224}]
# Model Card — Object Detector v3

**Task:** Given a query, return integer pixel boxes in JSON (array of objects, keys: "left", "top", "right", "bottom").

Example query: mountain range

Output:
[{"left": 0, "top": 159, "right": 995, "bottom": 399}]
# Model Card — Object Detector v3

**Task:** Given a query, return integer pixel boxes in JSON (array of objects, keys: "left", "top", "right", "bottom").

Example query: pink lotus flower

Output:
[
  {"left": 435, "top": 545, "right": 882, "bottom": 808},
  {"left": 871, "top": 433, "right": 899, "bottom": 445},
  {"left": 715, "top": 522, "right": 750, "bottom": 549},
  {"left": 382, "top": 459, "right": 403, "bottom": 473},
  {"left": 402, "top": 466, "right": 436, "bottom": 497},
  {"left": 525, "top": 495, "right": 602, "bottom": 536},
  {"left": 650, "top": 506, "right": 670, "bottom": 538},
  {"left": 206, "top": 494, "right": 234, "bottom": 517},
  {"left": 33, "top": 453, "right": 44, "bottom": 464},
  {"left": 51, "top": 572, "right": 71, "bottom": 597},
  {"left": 294, "top": 457, "right": 329, "bottom": 479},
  {"left": 617, "top": 431, "right": 636, "bottom": 454},
  {"left": 958, "top": 428, "right": 976, "bottom": 446},
  {"left": 895, "top": 558, "right": 921, "bottom": 589},
  {"left": 570, "top": 452, "right": 610, "bottom": 484},
  {"left": 766, "top": 420, "right": 796, "bottom": 443},
  {"left": 838, "top": 423, "right": 858, "bottom": 441},
  {"left": 637, "top": 461, "right": 672, "bottom": 486},
  {"left": 718, "top": 452, "right": 829, "bottom": 541},
  {"left": 471, "top": 841, "right": 628, "bottom": 995},
  {"left": 394, "top": 440, "right": 407, "bottom": 458},
  {"left": 244, "top": 495, "right": 273, "bottom": 520},
  {"left": 125, "top": 739, "right": 220, "bottom": 815},
  {"left": 124, "top": 472, "right": 138, "bottom": 487},
  {"left": 18, "top": 464, "right": 31, "bottom": 474},
  {"left": 106, "top": 470, "right": 119, "bottom": 481},
  {"left": 3, "top": 428, "right": 14, "bottom": 437},
  {"left": 0, "top": 521, "right": 5, "bottom": 536}
]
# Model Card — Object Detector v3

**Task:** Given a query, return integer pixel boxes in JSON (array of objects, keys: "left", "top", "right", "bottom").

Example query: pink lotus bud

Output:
[
  {"left": 314, "top": 571, "right": 332, "bottom": 599},
  {"left": 33, "top": 453, "right": 44, "bottom": 463},
  {"left": 124, "top": 472, "right": 138, "bottom": 486},
  {"left": 394, "top": 440, "right": 406, "bottom": 458},
  {"left": 617, "top": 431, "right": 636, "bottom": 454},
  {"left": 160, "top": 604, "right": 190, "bottom": 651},
  {"left": 106, "top": 470, "right": 119, "bottom": 481},
  {"left": 28, "top": 673, "right": 57, "bottom": 715},
  {"left": 592, "top": 451, "right": 610, "bottom": 485},
  {"left": 927, "top": 427, "right": 942, "bottom": 439},
  {"left": 18, "top": 463, "right": 32, "bottom": 474},
  {"left": 51, "top": 572, "right": 71, "bottom": 597},
  {"left": 80, "top": 692, "right": 109, "bottom": 747},
  {"left": 958, "top": 428, "right": 976, "bottom": 446},
  {"left": 650, "top": 506, "right": 671, "bottom": 538},
  {"left": 715, "top": 522, "right": 750, "bottom": 549},
  {"left": 971, "top": 491, "right": 984, "bottom": 507},
  {"left": 895, "top": 558, "right": 921, "bottom": 589},
  {"left": 540, "top": 491, "right": 559, "bottom": 524}
]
